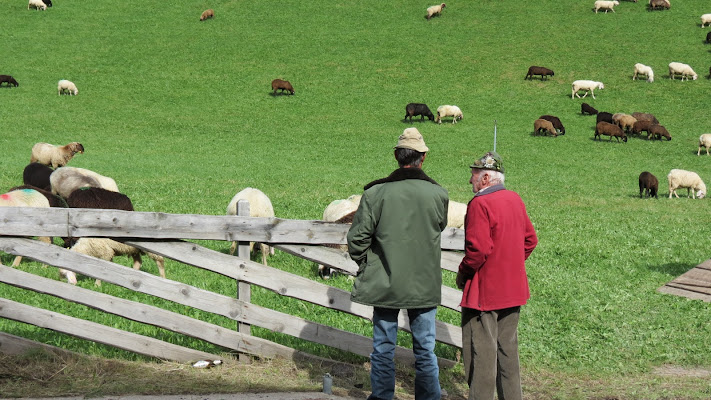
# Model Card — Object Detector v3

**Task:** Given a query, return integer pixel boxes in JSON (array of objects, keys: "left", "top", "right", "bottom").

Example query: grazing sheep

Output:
[
  {"left": 595, "top": 121, "right": 627, "bottom": 142},
  {"left": 668, "top": 62, "right": 698, "bottom": 81},
  {"left": 41, "top": 0, "right": 51, "bottom": 7},
  {"left": 0, "top": 189, "right": 52, "bottom": 267},
  {"left": 404, "top": 103, "right": 435, "bottom": 122},
  {"left": 698, "top": 134, "right": 711, "bottom": 155},
  {"left": 668, "top": 169, "right": 706, "bottom": 199},
  {"left": 435, "top": 105, "right": 462, "bottom": 124},
  {"left": 594, "top": 0, "right": 619, "bottom": 13},
  {"left": 572, "top": 80, "right": 604, "bottom": 99},
  {"left": 581, "top": 102, "right": 598, "bottom": 115},
  {"left": 632, "top": 120, "right": 653, "bottom": 136},
  {"left": 426, "top": 3, "right": 446, "bottom": 20},
  {"left": 533, "top": 118, "right": 558, "bottom": 137},
  {"left": 57, "top": 79, "right": 78, "bottom": 95},
  {"left": 647, "top": 124, "right": 671, "bottom": 141},
  {"left": 271, "top": 79, "right": 294, "bottom": 95},
  {"left": 23, "top": 162, "right": 54, "bottom": 191},
  {"left": 200, "top": 9, "right": 214, "bottom": 21},
  {"left": 226, "top": 187, "right": 275, "bottom": 265},
  {"left": 50, "top": 166, "right": 119, "bottom": 199},
  {"left": 596, "top": 111, "right": 614, "bottom": 124},
  {"left": 631, "top": 112, "right": 659, "bottom": 125},
  {"left": 525, "top": 66, "right": 555, "bottom": 80},
  {"left": 30, "top": 142, "right": 84, "bottom": 168},
  {"left": 28, "top": 0, "right": 46, "bottom": 10},
  {"left": 318, "top": 194, "right": 362, "bottom": 279},
  {"left": 539, "top": 115, "right": 565, "bottom": 135},
  {"left": 639, "top": 171, "right": 659, "bottom": 199},
  {"left": 616, "top": 114, "right": 637, "bottom": 133},
  {"left": 701, "top": 14, "right": 711, "bottom": 28},
  {"left": 63, "top": 238, "right": 166, "bottom": 286},
  {"left": 633, "top": 63, "right": 654, "bottom": 82},
  {"left": 706, "top": 31, "right": 711, "bottom": 43},
  {"left": 649, "top": 0, "right": 670, "bottom": 10},
  {"left": 0, "top": 75, "right": 19, "bottom": 87}
]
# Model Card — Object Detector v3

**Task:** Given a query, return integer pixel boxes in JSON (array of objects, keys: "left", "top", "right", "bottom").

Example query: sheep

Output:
[
  {"left": 701, "top": 14, "right": 711, "bottom": 28},
  {"left": 63, "top": 238, "right": 166, "bottom": 286},
  {"left": 50, "top": 166, "right": 119, "bottom": 199},
  {"left": 632, "top": 120, "right": 653, "bottom": 136},
  {"left": 581, "top": 102, "right": 598, "bottom": 115},
  {"left": 271, "top": 79, "right": 294, "bottom": 95},
  {"left": 426, "top": 3, "right": 445, "bottom": 20},
  {"left": 9, "top": 185, "right": 66, "bottom": 208},
  {"left": 0, "top": 75, "right": 19, "bottom": 87},
  {"left": 698, "top": 134, "right": 711, "bottom": 156},
  {"left": 633, "top": 63, "right": 654, "bottom": 82},
  {"left": 594, "top": 121, "right": 627, "bottom": 142},
  {"left": 667, "top": 169, "right": 706, "bottom": 199},
  {"left": 28, "top": 0, "right": 46, "bottom": 10},
  {"left": 200, "top": 9, "right": 214, "bottom": 21},
  {"left": 639, "top": 172, "right": 659, "bottom": 199},
  {"left": 41, "top": 0, "right": 51, "bottom": 7},
  {"left": 23, "top": 162, "right": 54, "bottom": 191},
  {"left": 668, "top": 62, "right": 698, "bottom": 81},
  {"left": 594, "top": 0, "right": 619, "bottom": 13},
  {"left": 631, "top": 112, "right": 659, "bottom": 125},
  {"left": 447, "top": 200, "right": 467, "bottom": 229},
  {"left": 318, "top": 194, "right": 362, "bottom": 279},
  {"left": 596, "top": 111, "right": 614, "bottom": 124},
  {"left": 533, "top": 118, "right": 557, "bottom": 137},
  {"left": 647, "top": 124, "right": 671, "bottom": 141},
  {"left": 649, "top": 0, "right": 670, "bottom": 10},
  {"left": 616, "top": 114, "right": 637, "bottom": 133},
  {"left": 706, "top": 31, "right": 711, "bottom": 43},
  {"left": 0, "top": 189, "right": 52, "bottom": 267},
  {"left": 30, "top": 142, "right": 84, "bottom": 168},
  {"left": 63, "top": 187, "right": 134, "bottom": 251},
  {"left": 572, "top": 80, "right": 604, "bottom": 99},
  {"left": 435, "top": 105, "right": 462, "bottom": 124},
  {"left": 57, "top": 80, "right": 78, "bottom": 95},
  {"left": 404, "top": 103, "right": 435, "bottom": 122},
  {"left": 539, "top": 115, "right": 565, "bottom": 134},
  {"left": 525, "top": 66, "right": 555, "bottom": 80},
  {"left": 226, "top": 187, "right": 275, "bottom": 265}
]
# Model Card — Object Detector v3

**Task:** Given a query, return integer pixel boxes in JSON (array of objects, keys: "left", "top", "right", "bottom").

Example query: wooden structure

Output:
[
  {"left": 0, "top": 205, "right": 465, "bottom": 367},
  {"left": 658, "top": 258, "right": 711, "bottom": 302}
]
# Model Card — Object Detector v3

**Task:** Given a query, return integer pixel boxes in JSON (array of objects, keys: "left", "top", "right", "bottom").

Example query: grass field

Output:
[{"left": 2, "top": 0, "right": 711, "bottom": 398}]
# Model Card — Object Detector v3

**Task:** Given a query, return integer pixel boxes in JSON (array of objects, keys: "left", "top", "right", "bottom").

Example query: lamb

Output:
[
  {"left": 633, "top": 63, "right": 654, "bottom": 82},
  {"left": 0, "top": 189, "right": 52, "bottom": 267},
  {"left": 28, "top": 0, "right": 46, "bottom": 10},
  {"left": 50, "top": 166, "right": 119, "bottom": 198},
  {"left": 649, "top": 0, "right": 670, "bottom": 10},
  {"left": 435, "top": 105, "right": 462, "bottom": 124},
  {"left": 226, "top": 187, "right": 275, "bottom": 265},
  {"left": 581, "top": 102, "right": 598, "bottom": 115},
  {"left": 596, "top": 111, "right": 614, "bottom": 124},
  {"left": 200, "top": 9, "right": 214, "bottom": 21},
  {"left": 525, "top": 66, "right": 555, "bottom": 80},
  {"left": 631, "top": 112, "right": 659, "bottom": 125},
  {"left": 668, "top": 62, "right": 698, "bottom": 81},
  {"left": 57, "top": 80, "right": 78, "bottom": 95},
  {"left": 698, "top": 134, "right": 711, "bottom": 155},
  {"left": 594, "top": 121, "right": 627, "bottom": 142},
  {"left": 594, "top": 0, "right": 619, "bottom": 13},
  {"left": 632, "top": 120, "right": 653, "bottom": 136},
  {"left": 404, "top": 103, "right": 435, "bottom": 122},
  {"left": 647, "top": 124, "right": 671, "bottom": 140},
  {"left": 23, "top": 162, "right": 54, "bottom": 191},
  {"left": 30, "top": 142, "right": 84, "bottom": 168},
  {"left": 638, "top": 171, "right": 659, "bottom": 199},
  {"left": 271, "top": 79, "right": 294, "bottom": 95},
  {"left": 701, "top": 14, "right": 711, "bottom": 28},
  {"left": 0, "top": 75, "right": 19, "bottom": 87},
  {"left": 667, "top": 169, "right": 706, "bottom": 199},
  {"left": 539, "top": 115, "right": 565, "bottom": 134},
  {"left": 572, "top": 80, "right": 604, "bottom": 99},
  {"left": 615, "top": 114, "right": 637, "bottom": 133},
  {"left": 533, "top": 119, "right": 557, "bottom": 137},
  {"left": 426, "top": 3, "right": 445, "bottom": 20}
]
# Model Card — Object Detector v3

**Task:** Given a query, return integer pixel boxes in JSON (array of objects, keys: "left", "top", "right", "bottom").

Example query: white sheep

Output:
[
  {"left": 701, "top": 14, "right": 711, "bottom": 28},
  {"left": 28, "top": 0, "right": 46, "bottom": 10},
  {"left": 0, "top": 189, "right": 52, "bottom": 267},
  {"left": 447, "top": 200, "right": 467, "bottom": 229},
  {"left": 667, "top": 169, "right": 706, "bottom": 199},
  {"left": 50, "top": 166, "right": 119, "bottom": 198},
  {"left": 322, "top": 194, "right": 361, "bottom": 222},
  {"left": 435, "top": 105, "right": 463, "bottom": 124},
  {"left": 30, "top": 142, "right": 84, "bottom": 168},
  {"left": 426, "top": 3, "right": 446, "bottom": 20},
  {"left": 571, "top": 80, "right": 604, "bottom": 99},
  {"left": 632, "top": 63, "right": 654, "bottom": 82},
  {"left": 668, "top": 62, "right": 698, "bottom": 81},
  {"left": 62, "top": 238, "right": 166, "bottom": 286},
  {"left": 594, "top": 0, "right": 619, "bottom": 13},
  {"left": 57, "top": 80, "right": 78, "bottom": 95},
  {"left": 698, "top": 134, "right": 711, "bottom": 156},
  {"left": 226, "top": 187, "right": 275, "bottom": 265}
]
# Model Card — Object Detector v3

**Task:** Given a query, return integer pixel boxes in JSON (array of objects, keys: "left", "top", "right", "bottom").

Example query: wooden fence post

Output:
[{"left": 236, "top": 199, "right": 251, "bottom": 363}]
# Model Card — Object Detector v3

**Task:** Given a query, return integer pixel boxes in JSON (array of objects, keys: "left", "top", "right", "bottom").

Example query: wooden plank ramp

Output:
[{"left": 658, "top": 259, "right": 711, "bottom": 302}]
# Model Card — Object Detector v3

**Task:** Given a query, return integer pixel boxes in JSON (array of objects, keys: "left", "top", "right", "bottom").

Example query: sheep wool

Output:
[
  {"left": 594, "top": 0, "right": 619, "bottom": 13},
  {"left": 701, "top": 14, "right": 711, "bottom": 28},
  {"left": 28, "top": 0, "right": 46, "bottom": 10},
  {"left": 426, "top": 3, "right": 446, "bottom": 20},
  {"left": 0, "top": 189, "right": 52, "bottom": 267},
  {"left": 633, "top": 63, "right": 654, "bottom": 82},
  {"left": 200, "top": 9, "right": 214, "bottom": 21},
  {"left": 58, "top": 79, "right": 78, "bottom": 95},
  {"left": 226, "top": 187, "right": 275, "bottom": 265},
  {"left": 30, "top": 142, "right": 84, "bottom": 168},
  {"left": 435, "top": 105, "right": 463, "bottom": 124},
  {"left": 698, "top": 134, "right": 711, "bottom": 156},
  {"left": 572, "top": 80, "right": 604, "bottom": 99},
  {"left": 668, "top": 169, "right": 706, "bottom": 199},
  {"left": 50, "top": 166, "right": 119, "bottom": 198},
  {"left": 668, "top": 62, "right": 698, "bottom": 81}
]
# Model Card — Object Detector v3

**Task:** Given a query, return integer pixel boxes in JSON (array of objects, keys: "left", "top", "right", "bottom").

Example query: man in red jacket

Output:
[{"left": 456, "top": 151, "right": 538, "bottom": 400}]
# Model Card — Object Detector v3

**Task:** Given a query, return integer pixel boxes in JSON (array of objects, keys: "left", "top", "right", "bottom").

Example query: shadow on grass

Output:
[{"left": 646, "top": 262, "right": 699, "bottom": 277}]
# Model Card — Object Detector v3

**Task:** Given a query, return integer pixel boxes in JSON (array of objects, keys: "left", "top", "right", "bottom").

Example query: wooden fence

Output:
[{"left": 0, "top": 205, "right": 465, "bottom": 367}]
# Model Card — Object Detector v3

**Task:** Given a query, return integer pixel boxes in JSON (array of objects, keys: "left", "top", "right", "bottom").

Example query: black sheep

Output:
[
  {"left": 66, "top": 187, "right": 134, "bottom": 211},
  {"left": 707, "top": 31, "right": 711, "bottom": 44},
  {"left": 581, "top": 102, "right": 598, "bottom": 115},
  {"left": 404, "top": 103, "right": 434, "bottom": 122},
  {"left": 42, "top": 0, "right": 52, "bottom": 7},
  {"left": 638, "top": 172, "right": 659, "bottom": 198},
  {"left": 524, "top": 66, "right": 555, "bottom": 80},
  {"left": 0, "top": 75, "right": 19, "bottom": 87},
  {"left": 23, "top": 162, "right": 54, "bottom": 191},
  {"left": 596, "top": 111, "right": 614, "bottom": 124},
  {"left": 539, "top": 115, "right": 565, "bottom": 134}
]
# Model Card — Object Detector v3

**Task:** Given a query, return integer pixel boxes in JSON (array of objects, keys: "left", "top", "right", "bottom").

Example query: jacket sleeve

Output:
[
  {"left": 523, "top": 207, "right": 538, "bottom": 260},
  {"left": 347, "top": 193, "right": 375, "bottom": 263},
  {"left": 458, "top": 199, "right": 492, "bottom": 275}
]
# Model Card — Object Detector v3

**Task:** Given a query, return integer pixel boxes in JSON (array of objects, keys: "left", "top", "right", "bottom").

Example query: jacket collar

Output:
[
  {"left": 364, "top": 167, "right": 440, "bottom": 190},
  {"left": 473, "top": 183, "right": 506, "bottom": 197}
]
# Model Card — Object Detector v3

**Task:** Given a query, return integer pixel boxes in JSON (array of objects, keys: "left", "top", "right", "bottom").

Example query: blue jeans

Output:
[{"left": 368, "top": 307, "right": 440, "bottom": 400}]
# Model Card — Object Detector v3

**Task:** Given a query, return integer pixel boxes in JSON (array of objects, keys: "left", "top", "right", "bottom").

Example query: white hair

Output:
[{"left": 485, "top": 170, "right": 505, "bottom": 185}]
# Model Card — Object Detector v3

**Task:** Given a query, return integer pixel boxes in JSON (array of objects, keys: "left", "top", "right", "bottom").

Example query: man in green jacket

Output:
[{"left": 348, "top": 128, "right": 449, "bottom": 400}]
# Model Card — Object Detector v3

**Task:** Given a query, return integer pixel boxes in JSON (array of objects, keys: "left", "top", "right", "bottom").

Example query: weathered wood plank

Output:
[
  {"left": 0, "top": 331, "right": 80, "bottom": 357},
  {"left": 658, "top": 286, "right": 711, "bottom": 302},
  {"left": 0, "top": 298, "right": 221, "bottom": 363}
]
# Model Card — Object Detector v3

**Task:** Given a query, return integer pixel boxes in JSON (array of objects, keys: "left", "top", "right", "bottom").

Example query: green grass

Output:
[{"left": 2, "top": 0, "right": 711, "bottom": 398}]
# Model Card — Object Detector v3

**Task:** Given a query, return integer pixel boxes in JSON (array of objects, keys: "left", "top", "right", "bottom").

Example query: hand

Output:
[{"left": 456, "top": 271, "right": 469, "bottom": 290}]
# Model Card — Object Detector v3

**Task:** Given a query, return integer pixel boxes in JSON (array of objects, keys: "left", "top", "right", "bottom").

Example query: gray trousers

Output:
[{"left": 461, "top": 306, "right": 522, "bottom": 400}]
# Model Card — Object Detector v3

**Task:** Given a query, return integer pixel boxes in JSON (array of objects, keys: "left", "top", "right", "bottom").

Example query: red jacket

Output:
[{"left": 458, "top": 185, "right": 537, "bottom": 311}]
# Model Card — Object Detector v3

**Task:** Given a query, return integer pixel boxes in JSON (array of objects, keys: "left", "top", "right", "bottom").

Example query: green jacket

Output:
[{"left": 347, "top": 167, "right": 449, "bottom": 309}]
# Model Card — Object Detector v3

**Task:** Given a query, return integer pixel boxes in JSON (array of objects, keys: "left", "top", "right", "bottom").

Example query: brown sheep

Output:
[
  {"left": 639, "top": 172, "right": 659, "bottom": 199},
  {"left": 525, "top": 66, "right": 555, "bottom": 80},
  {"left": 534, "top": 119, "right": 557, "bottom": 137},
  {"left": 631, "top": 112, "right": 659, "bottom": 125},
  {"left": 615, "top": 115, "right": 637, "bottom": 133},
  {"left": 647, "top": 125, "right": 671, "bottom": 141},
  {"left": 595, "top": 121, "right": 627, "bottom": 142},
  {"left": 632, "top": 120, "right": 653, "bottom": 136},
  {"left": 271, "top": 79, "right": 294, "bottom": 95},
  {"left": 200, "top": 9, "right": 214, "bottom": 21}
]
